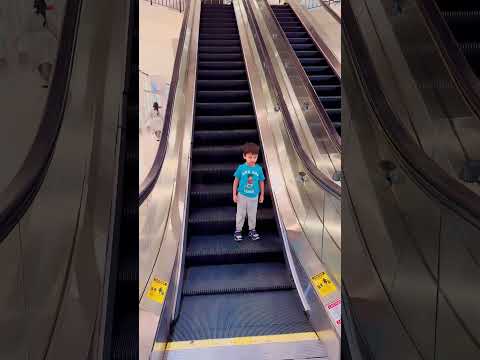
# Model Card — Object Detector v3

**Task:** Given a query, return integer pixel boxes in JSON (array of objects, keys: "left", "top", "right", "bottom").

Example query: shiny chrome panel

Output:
[
  {"left": 139, "top": 0, "right": 200, "bottom": 358},
  {"left": 236, "top": 0, "right": 340, "bottom": 359},
  {"left": 0, "top": 0, "right": 130, "bottom": 358}
]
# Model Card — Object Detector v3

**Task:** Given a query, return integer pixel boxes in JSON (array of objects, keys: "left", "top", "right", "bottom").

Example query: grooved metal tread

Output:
[
  {"left": 170, "top": 290, "right": 312, "bottom": 341},
  {"left": 189, "top": 206, "right": 274, "bottom": 224},
  {"left": 186, "top": 233, "right": 282, "bottom": 260},
  {"left": 182, "top": 262, "right": 294, "bottom": 295}
]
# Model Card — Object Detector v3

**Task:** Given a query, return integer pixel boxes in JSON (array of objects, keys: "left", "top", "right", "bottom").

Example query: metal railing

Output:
[{"left": 146, "top": 0, "right": 185, "bottom": 12}]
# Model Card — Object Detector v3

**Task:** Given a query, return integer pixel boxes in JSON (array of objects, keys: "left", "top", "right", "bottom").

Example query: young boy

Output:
[{"left": 233, "top": 143, "right": 265, "bottom": 241}]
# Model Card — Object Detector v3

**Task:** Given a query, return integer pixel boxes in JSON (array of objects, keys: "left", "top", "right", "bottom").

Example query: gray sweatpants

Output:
[{"left": 236, "top": 193, "right": 258, "bottom": 231}]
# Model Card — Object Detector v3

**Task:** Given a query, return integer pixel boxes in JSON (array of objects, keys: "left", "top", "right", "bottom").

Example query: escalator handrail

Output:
[
  {"left": 416, "top": 0, "right": 480, "bottom": 130},
  {"left": 266, "top": 1, "right": 342, "bottom": 151},
  {"left": 0, "top": 0, "right": 83, "bottom": 242},
  {"left": 343, "top": 2, "right": 480, "bottom": 228},
  {"left": 139, "top": 0, "right": 192, "bottom": 205},
  {"left": 243, "top": 0, "right": 341, "bottom": 199}
]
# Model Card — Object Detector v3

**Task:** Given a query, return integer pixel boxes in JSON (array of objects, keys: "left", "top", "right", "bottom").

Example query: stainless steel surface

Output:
[
  {"left": 236, "top": 0, "right": 341, "bottom": 358},
  {"left": 139, "top": 0, "right": 200, "bottom": 358},
  {"left": 350, "top": 0, "right": 480, "bottom": 195},
  {"left": 0, "top": 0, "right": 130, "bottom": 358},
  {"left": 343, "top": 3, "right": 480, "bottom": 356},
  {"left": 253, "top": 0, "right": 341, "bottom": 181}
]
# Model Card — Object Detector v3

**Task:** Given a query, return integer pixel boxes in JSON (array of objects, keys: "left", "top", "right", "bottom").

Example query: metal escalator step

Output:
[
  {"left": 170, "top": 290, "right": 312, "bottom": 340},
  {"left": 186, "top": 233, "right": 283, "bottom": 265},
  {"left": 300, "top": 58, "right": 327, "bottom": 66},
  {"left": 285, "top": 31, "right": 308, "bottom": 38},
  {"left": 188, "top": 206, "right": 275, "bottom": 234},
  {"left": 196, "top": 90, "right": 251, "bottom": 102},
  {"left": 314, "top": 84, "right": 341, "bottom": 95},
  {"left": 190, "top": 182, "right": 271, "bottom": 207},
  {"left": 197, "top": 79, "right": 249, "bottom": 90},
  {"left": 319, "top": 96, "right": 342, "bottom": 107},
  {"left": 198, "top": 39, "right": 241, "bottom": 47},
  {"left": 195, "top": 103, "right": 254, "bottom": 117},
  {"left": 198, "top": 46, "right": 242, "bottom": 54},
  {"left": 304, "top": 65, "right": 333, "bottom": 75},
  {"left": 290, "top": 43, "right": 318, "bottom": 51},
  {"left": 197, "top": 69, "right": 247, "bottom": 80},
  {"left": 199, "top": 33, "right": 240, "bottom": 40},
  {"left": 193, "top": 129, "right": 258, "bottom": 145},
  {"left": 295, "top": 50, "right": 321, "bottom": 58},
  {"left": 194, "top": 115, "right": 256, "bottom": 130},
  {"left": 192, "top": 145, "right": 250, "bottom": 162},
  {"left": 288, "top": 37, "right": 315, "bottom": 44},
  {"left": 182, "top": 263, "right": 294, "bottom": 295},
  {"left": 282, "top": 26, "right": 306, "bottom": 32},
  {"left": 191, "top": 163, "right": 238, "bottom": 183},
  {"left": 309, "top": 74, "right": 339, "bottom": 84},
  {"left": 198, "top": 61, "right": 244, "bottom": 70},
  {"left": 197, "top": 52, "right": 244, "bottom": 62}
]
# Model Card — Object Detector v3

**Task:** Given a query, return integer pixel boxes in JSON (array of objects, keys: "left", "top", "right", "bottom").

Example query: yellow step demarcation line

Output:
[{"left": 153, "top": 332, "right": 319, "bottom": 352}]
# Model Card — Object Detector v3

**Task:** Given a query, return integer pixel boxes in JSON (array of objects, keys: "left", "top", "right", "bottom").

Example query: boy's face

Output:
[{"left": 243, "top": 152, "right": 258, "bottom": 166}]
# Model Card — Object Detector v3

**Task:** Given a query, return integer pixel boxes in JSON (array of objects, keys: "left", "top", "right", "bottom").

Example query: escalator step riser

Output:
[
  {"left": 193, "top": 129, "right": 259, "bottom": 145},
  {"left": 192, "top": 146, "right": 262, "bottom": 163},
  {"left": 194, "top": 115, "right": 257, "bottom": 130},
  {"left": 188, "top": 220, "right": 277, "bottom": 235},
  {"left": 195, "top": 103, "right": 255, "bottom": 116},
  {"left": 197, "top": 69, "right": 247, "bottom": 80},
  {"left": 190, "top": 191, "right": 271, "bottom": 208},
  {"left": 186, "top": 251, "right": 284, "bottom": 267},
  {"left": 198, "top": 53, "right": 245, "bottom": 62},
  {"left": 196, "top": 90, "right": 251, "bottom": 102},
  {"left": 198, "top": 61, "right": 245, "bottom": 70},
  {"left": 198, "top": 46, "right": 242, "bottom": 54}
]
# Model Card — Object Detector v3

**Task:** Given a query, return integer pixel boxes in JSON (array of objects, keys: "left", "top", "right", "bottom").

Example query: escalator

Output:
[
  {"left": 270, "top": 4, "right": 341, "bottom": 137},
  {"left": 166, "top": 3, "right": 322, "bottom": 353},
  {"left": 434, "top": 0, "right": 480, "bottom": 77},
  {"left": 104, "top": 0, "right": 139, "bottom": 358}
]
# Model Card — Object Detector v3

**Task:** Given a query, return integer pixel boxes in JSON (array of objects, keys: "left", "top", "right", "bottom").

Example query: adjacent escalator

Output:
[
  {"left": 168, "top": 4, "right": 316, "bottom": 345},
  {"left": 271, "top": 4, "right": 341, "bottom": 136},
  {"left": 434, "top": 1, "right": 480, "bottom": 77}
]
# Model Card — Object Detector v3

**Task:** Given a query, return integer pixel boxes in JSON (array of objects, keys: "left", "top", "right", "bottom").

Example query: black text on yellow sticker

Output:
[
  {"left": 147, "top": 278, "right": 168, "bottom": 304},
  {"left": 311, "top": 272, "right": 336, "bottom": 297}
]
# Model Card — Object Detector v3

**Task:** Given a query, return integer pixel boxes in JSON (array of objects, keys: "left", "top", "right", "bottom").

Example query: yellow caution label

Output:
[
  {"left": 311, "top": 272, "right": 337, "bottom": 297},
  {"left": 147, "top": 278, "right": 168, "bottom": 304}
]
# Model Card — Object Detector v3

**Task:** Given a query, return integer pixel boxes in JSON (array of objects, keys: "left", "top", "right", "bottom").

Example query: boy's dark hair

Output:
[{"left": 242, "top": 142, "right": 260, "bottom": 155}]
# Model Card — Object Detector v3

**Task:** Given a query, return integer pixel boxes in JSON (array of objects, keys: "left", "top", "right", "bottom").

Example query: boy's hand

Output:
[
  {"left": 233, "top": 194, "right": 238, "bottom": 203},
  {"left": 259, "top": 194, "right": 264, "bottom": 204}
]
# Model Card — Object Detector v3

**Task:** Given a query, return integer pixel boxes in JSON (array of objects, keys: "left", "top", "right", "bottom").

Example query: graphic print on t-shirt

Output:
[{"left": 234, "top": 163, "right": 265, "bottom": 198}]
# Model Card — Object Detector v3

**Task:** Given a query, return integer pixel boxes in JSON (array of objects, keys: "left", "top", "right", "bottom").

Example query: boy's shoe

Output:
[
  {"left": 234, "top": 231, "right": 243, "bottom": 242},
  {"left": 249, "top": 229, "right": 260, "bottom": 241}
]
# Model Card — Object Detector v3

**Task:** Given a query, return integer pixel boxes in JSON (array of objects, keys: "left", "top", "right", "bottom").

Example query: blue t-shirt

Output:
[{"left": 234, "top": 163, "right": 265, "bottom": 198}]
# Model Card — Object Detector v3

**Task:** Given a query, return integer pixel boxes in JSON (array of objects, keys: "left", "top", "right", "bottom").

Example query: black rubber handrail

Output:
[
  {"left": 266, "top": 1, "right": 342, "bottom": 151},
  {"left": 139, "top": 0, "right": 192, "bottom": 205},
  {"left": 243, "top": 0, "right": 341, "bottom": 199},
  {"left": 0, "top": 0, "right": 83, "bottom": 242},
  {"left": 343, "top": 1, "right": 480, "bottom": 228},
  {"left": 416, "top": 0, "right": 480, "bottom": 135}
]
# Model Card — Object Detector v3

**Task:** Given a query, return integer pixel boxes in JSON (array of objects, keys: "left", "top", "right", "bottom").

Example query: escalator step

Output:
[
  {"left": 186, "top": 233, "right": 283, "bottom": 266},
  {"left": 194, "top": 115, "right": 257, "bottom": 130},
  {"left": 198, "top": 61, "right": 245, "bottom": 70},
  {"left": 182, "top": 262, "right": 294, "bottom": 295},
  {"left": 191, "top": 163, "right": 238, "bottom": 183},
  {"left": 198, "top": 46, "right": 242, "bottom": 54},
  {"left": 197, "top": 79, "right": 249, "bottom": 90},
  {"left": 193, "top": 129, "right": 258, "bottom": 145},
  {"left": 198, "top": 39, "right": 241, "bottom": 47},
  {"left": 199, "top": 33, "right": 240, "bottom": 40},
  {"left": 197, "top": 69, "right": 247, "bottom": 80},
  {"left": 188, "top": 206, "right": 275, "bottom": 234},
  {"left": 196, "top": 90, "right": 251, "bottom": 102},
  {"left": 170, "top": 290, "right": 312, "bottom": 340},
  {"left": 192, "top": 145, "right": 250, "bottom": 162},
  {"left": 190, "top": 182, "right": 271, "bottom": 207}
]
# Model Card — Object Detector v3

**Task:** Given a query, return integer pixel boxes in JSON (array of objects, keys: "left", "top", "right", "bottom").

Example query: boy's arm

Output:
[
  {"left": 259, "top": 181, "right": 265, "bottom": 203},
  {"left": 233, "top": 178, "right": 239, "bottom": 203}
]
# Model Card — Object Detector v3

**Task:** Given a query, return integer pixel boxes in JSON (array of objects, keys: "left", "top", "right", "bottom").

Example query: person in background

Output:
[{"left": 149, "top": 102, "right": 163, "bottom": 141}]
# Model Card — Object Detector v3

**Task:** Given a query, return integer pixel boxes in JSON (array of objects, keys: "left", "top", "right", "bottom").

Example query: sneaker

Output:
[
  {"left": 249, "top": 229, "right": 260, "bottom": 241},
  {"left": 234, "top": 231, "right": 243, "bottom": 242}
]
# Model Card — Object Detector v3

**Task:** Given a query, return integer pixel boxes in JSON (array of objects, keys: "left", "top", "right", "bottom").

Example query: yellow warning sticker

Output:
[
  {"left": 311, "top": 272, "right": 337, "bottom": 297},
  {"left": 147, "top": 278, "right": 168, "bottom": 304}
]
